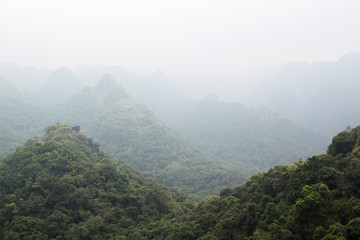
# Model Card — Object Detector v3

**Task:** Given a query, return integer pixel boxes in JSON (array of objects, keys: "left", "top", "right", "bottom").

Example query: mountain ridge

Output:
[
  {"left": 49, "top": 78, "right": 247, "bottom": 195},
  {"left": 174, "top": 96, "right": 330, "bottom": 175},
  {"left": 0, "top": 124, "right": 199, "bottom": 239}
]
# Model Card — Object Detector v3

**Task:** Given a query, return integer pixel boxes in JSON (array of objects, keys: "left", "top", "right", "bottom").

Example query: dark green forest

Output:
[
  {"left": 0, "top": 124, "right": 200, "bottom": 239},
  {"left": 1, "top": 124, "right": 360, "bottom": 239},
  {"left": 1, "top": 73, "right": 359, "bottom": 239},
  {"left": 171, "top": 126, "right": 360, "bottom": 239},
  {"left": 1, "top": 2, "right": 359, "bottom": 239}
]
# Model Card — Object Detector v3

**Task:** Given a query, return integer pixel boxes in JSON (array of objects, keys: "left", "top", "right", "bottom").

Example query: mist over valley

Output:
[{"left": 1, "top": 1, "right": 360, "bottom": 239}]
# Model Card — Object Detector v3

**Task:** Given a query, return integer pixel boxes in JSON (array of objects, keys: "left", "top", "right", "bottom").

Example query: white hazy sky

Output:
[{"left": 1, "top": 0, "right": 360, "bottom": 77}]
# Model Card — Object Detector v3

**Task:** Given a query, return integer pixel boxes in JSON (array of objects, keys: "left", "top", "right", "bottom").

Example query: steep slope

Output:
[
  {"left": 0, "top": 63, "right": 195, "bottom": 121},
  {"left": 74, "top": 66, "right": 196, "bottom": 124},
  {"left": 49, "top": 75, "right": 246, "bottom": 195},
  {"left": 174, "top": 94, "right": 330, "bottom": 175},
  {"left": 169, "top": 126, "right": 360, "bottom": 239},
  {"left": 0, "top": 124, "right": 197, "bottom": 239}
]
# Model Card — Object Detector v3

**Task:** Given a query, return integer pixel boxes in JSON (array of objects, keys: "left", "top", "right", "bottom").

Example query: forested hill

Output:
[
  {"left": 0, "top": 75, "right": 246, "bottom": 195},
  {"left": 49, "top": 75, "right": 246, "bottom": 195},
  {"left": 1, "top": 123, "right": 360, "bottom": 239},
  {"left": 174, "top": 93, "right": 330, "bottom": 175},
  {"left": 0, "top": 124, "right": 199, "bottom": 239},
  {"left": 172, "top": 126, "right": 360, "bottom": 239}
]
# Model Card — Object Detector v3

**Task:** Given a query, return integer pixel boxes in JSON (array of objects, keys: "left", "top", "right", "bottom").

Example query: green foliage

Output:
[
  {"left": 48, "top": 81, "right": 246, "bottom": 195},
  {"left": 1, "top": 76, "right": 360, "bottom": 239},
  {"left": 0, "top": 124, "right": 198, "bottom": 239},
  {"left": 327, "top": 127, "right": 359, "bottom": 156},
  {"left": 174, "top": 126, "right": 360, "bottom": 239},
  {"left": 0, "top": 78, "right": 246, "bottom": 195}
]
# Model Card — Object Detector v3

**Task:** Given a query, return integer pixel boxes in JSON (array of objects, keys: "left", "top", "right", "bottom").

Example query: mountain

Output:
[
  {"left": 1, "top": 113, "right": 360, "bottom": 239},
  {"left": 174, "top": 93, "right": 330, "bottom": 175},
  {"left": 0, "top": 62, "right": 50, "bottom": 93},
  {"left": 0, "top": 77, "right": 44, "bottom": 156},
  {"left": 0, "top": 73, "right": 245, "bottom": 195},
  {"left": 35, "top": 67, "right": 83, "bottom": 107},
  {"left": 168, "top": 126, "right": 360, "bottom": 239},
  {"left": 127, "top": 70, "right": 195, "bottom": 124},
  {"left": 248, "top": 52, "right": 360, "bottom": 134},
  {"left": 0, "top": 124, "right": 200, "bottom": 239},
  {"left": 0, "top": 63, "right": 194, "bottom": 121},
  {"left": 74, "top": 66, "right": 196, "bottom": 124},
  {"left": 49, "top": 75, "right": 246, "bottom": 195}
]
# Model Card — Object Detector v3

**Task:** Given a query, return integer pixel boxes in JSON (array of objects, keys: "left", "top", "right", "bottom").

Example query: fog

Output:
[
  {"left": 1, "top": 0, "right": 360, "bottom": 133},
  {"left": 2, "top": 2, "right": 360, "bottom": 237},
  {"left": 1, "top": 0, "right": 360, "bottom": 77}
]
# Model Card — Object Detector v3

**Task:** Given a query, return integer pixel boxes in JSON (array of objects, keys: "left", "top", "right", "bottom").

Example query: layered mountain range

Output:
[
  {"left": 1, "top": 60, "right": 347, "bottom": 195},
  {"left": 1, "top": 121, "right": 359, "bottom": 239},
  {"left": 0, "top": 75, "right": 246, "bottom": 195}
]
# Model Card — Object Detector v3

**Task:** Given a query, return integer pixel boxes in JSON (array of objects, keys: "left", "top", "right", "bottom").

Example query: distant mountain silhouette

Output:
[
  {"left": 36, "top": 67, "right": 82, "bottom": 106},
  {"left": 248, "top": 52, "right": 360, "bottom": 134}
]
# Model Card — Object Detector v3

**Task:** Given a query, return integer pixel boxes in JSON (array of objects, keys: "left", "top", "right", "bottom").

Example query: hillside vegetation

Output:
[
  {"left": 170, "top": 126, "right": 360, "bottom": 239},
  {"left": 0, "top": 124, "right": 198, "bottom": 239},
  {"left": 1, "top": 124, "right": 359, "bottom": 239},
  {"left": 47, "top": 76, "right": 247, "bottom": 195},
  {"left": 0, "top": 75, "right": 246, "bottom": 195},
  {"left": 174, "top": 94, "right": 329, "bottom": 175}
]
